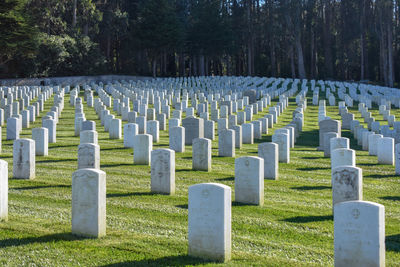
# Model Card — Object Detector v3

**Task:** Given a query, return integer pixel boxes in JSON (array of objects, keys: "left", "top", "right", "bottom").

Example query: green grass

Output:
[{"left": 0, "top": 89, "right": 399, "bottom": 266}]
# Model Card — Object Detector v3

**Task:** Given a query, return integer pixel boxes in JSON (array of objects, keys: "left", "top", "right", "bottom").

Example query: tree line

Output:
[{"left": 1, "top": 0, "right": 399, "bottom": 87}]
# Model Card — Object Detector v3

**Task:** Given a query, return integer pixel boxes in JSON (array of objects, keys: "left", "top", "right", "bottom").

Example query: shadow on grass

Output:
[
  {"left": 387, "top": 234, "right": 400, "bottom": 252},
  {"left": 295, "top": 129, "right": 319, "bottom": 147},
  {"left": 232, "top": 202, "right": 259, "bottom": 207},
  {"left": 101, "top": 163, "right": 133, "bottom": 168},
  {"left": 291, "top": 185, "right": 330, "bottom": 191},
  {"left": 36, "top": 158, "right": 75, "bottom": 163},
  {"left": 300, "top": 156, "right": 321, "bottom": 159},
  {"left": 175, "top": 204, "right": 188, "bottom": 209},
  {"left": 296, "top": 167, "right": 329, "bottom": 171},
  {"left": 364, "top": 174, "right": 398, "bottom": 179},
  {"left": 282, "top": 215, "right": 332, "bottom": 223},
  {"left": 380, "top": 196, "right": 400, "bottom": 201},
  {"left": 357, "top": 163, "right": 378, "bottom": 167},
  {"left": 0, "top": 233, "right": 88, "bottom": 248},
  {"left": 175, "top": 169, "right": 192, "bottom": 172},
  {"left": 100, "top": 147, "right": 125, "bottom": 151},
  {"left": 254, "top": 138, "right": 270, "bottom": 144},
  {"left": 101, "top": 255, "right": 212, "bottom": 267},
  {"left": 215, "top": 176, "right": 234, "bottom": 181},
  {"left": 12, "top": 184, "right": 70, "bottom": 190},
  {"left": 48, "top": 144, "right": 78, "bottom": 149},
  {"left": 181, "top": 156, "right": 192, "bottom": 160},
  {"left": 107, "top": 192, "right": 157, "bottom": 198},
  {"left": 154, "top": 143, "right": 169, "bottom": 147}
]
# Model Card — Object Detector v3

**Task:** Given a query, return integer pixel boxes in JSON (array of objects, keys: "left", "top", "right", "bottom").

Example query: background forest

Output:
[{"left": 1, "top": 0, "right": 399, "bottom": 87}]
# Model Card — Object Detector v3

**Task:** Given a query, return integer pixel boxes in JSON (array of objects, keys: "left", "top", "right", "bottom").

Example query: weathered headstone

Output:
[
  {"left": 232, "top": 125, "right": 242, "bottom": 149},
  {"left": 32, "top": 127, "right": 48, "bottom": 156},
  {"left": 218, "top": 129, "right": 235, "bottom": 157},
  {"left": 78, "top": 143, "right": 100, "bottom": 170},
  {"left": 133, "top": 134, "right": 153, "bottom": 165},
  {"left": 235, "top": 156, "right": 264, "bottom": 206},
  {"left": 188, "top": 183, "right": 231, "bottom": 262},
  {"left": 341, "top": 113, "right": 354, "bottom": 130},
  {"left": 258, "top": 142, "right": 278, "bottom": 180},
  {"left": 331, "top": 148, "right": 356, "bottom": 170},
  {"left": 80, "top": 130, "right": 98, "bottom": 145},
  {"left": 147, "top": 120, "right": 160, "bottom": 143},
  {"left": 204, "top": 120, "right": 215, "bottom": 140},
  {"left": 169, "top": 126, "right": 185, "bottom": 152},
  {"left": 319, "top": 119, "right": 341, "bottom": 150},
  {"left": 272, "top": 133, "right": 290, "bottom": 163},
  {"left": 243, "top": 89, "right": 257, "bottom": 104},
  {"left": 182, "top": 117, "right": 204, "bottom": 145},
  {"left": 109, "top": 118, "right": 122, "bottom": 139},
  {"left": 81, "top": 120, "right": 96, "bottom": 131},
  {"left": 324, "top": 132, "right": 339, "bottom": 157},
  {"left": 123, "top": 123, "right": 138, "bottom": 148},
  {"left": 13, "top": 138, "right": 35, "bottom": 179},
  {"left": 377, "top": 137, "right": 394, "bottom": 165},
  {"left": 251, "top": 120, "right": 262, "bottom": 140},
  {"left": 151, "top": 149, "right": 175, "bottom": 195},
  {"left": 330, "top": 137, "right": 349, "bottom": 156},
  {"left": 72, "top": 168, "right": 106, "bottom": 238},
  {"left": 136, "top": 116, "right": 147, "bottom": 134},
  {"left": 192, "top": 138, "right": 212, "bottom": 171},
  {"left": 6, "top": 117, "right": 19, "bottom": 140},
  {"left": 43, "top": 119, "right": 56, "bottom": 143},
  {"left": 332, "top": 166, "right": 362, "bottom": 208},
  {"left": 242, "top": 123, "right": 254, "bottom": 144},
  {"left": 334, "top": 201, "right": 385, "bottom": 267}
]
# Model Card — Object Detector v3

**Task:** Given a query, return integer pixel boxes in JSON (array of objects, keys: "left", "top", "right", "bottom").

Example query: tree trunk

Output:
[
  {"left": 387, "top": 21, "right": 394, "bottom": 87},
  {"left": 360, "top": 33, "right": 365, "bottom": 80},
  {"left": 295, "top": 34, "right": 306, "bottom": 79},
  {"left": 152, "top": 58, "right": 157, "bottom": 78},
  {"left": 199, "top": 54, "right": 205, "bottom": 76},
  {"left": 193, "top": 55, "right": 198, "bottom": 76},
  {"left": 178, "top": 51, "right": 184, "bottom": 76},
  {"left": 163, "top": 51, "right": 167, "bottom": 76},
  {"left": 323, "top": 0, "right": 333, "bottom": 78},
  {"left": 310, "top": 28, "right": 316, "bottom": 79},
  {"left": 247, "top": 40, "right": 253, "bottom": 76},
  {"left": 205, "top": 56, "right": 209, "bottom": 76},
  {"left": 106, "top": 35, "right": 111, "bottom": 63},
  {"left": 290, "top": 45, "right": 296, "bottom": 78},
  {"left": 380, "top": 30, "right": 388, "bottom": 85},
  {"left": 72, "top": 0, "right": 77, "bottom": 28},
  {"left": 270, "top": 40, "right": 276, "bottom": 77}
]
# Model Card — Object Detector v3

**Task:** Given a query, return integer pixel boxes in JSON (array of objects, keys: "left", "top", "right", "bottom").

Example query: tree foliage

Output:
[{"left": 1, "top": 0, "right": 400, "bottom": 87}]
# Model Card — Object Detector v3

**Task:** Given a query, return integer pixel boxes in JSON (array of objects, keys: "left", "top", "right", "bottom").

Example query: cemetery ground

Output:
[{"left": 0, "top": 90, "right": 399, "bottom": 266}]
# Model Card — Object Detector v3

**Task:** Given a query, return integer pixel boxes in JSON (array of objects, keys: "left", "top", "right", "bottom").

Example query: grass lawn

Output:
[{"left": 0, "top": 87, "right": 399, "bottom": 266}]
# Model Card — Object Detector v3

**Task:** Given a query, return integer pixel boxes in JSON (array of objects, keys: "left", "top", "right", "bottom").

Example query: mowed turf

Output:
[{"left": 0, "top": 88, "right": 399, "bottom": 266}]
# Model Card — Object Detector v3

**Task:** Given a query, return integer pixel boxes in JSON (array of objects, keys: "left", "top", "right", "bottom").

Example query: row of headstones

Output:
[
  {"left": 5, "top": 87, "right": 58, "bottom": 142},
  {"left": 338, "top": 100, "right": 400, "bottom": 173},
  {"left": 10, "top": 91, "right": 66, "bottom": 179},
  {"left": 72, "top": 85, "right": 308, "bottom": 196},
  {"left": 304, "top": 112, "right": 386, "bottom": 266},
  {"left": 317, "top": 98, "right": 394, "bottom": 161},
  {"left": 85, "top": 81, "right": 290, "bottom": 151},
  {"left": 191, "top": 182, "right": 385, "bottom": 264},
  {"left": 0, "top": 86, "right": 42, "bottom": 120},
  {"left": 0, "top": 157, "right": 385, "bottom": 266},
  {"left": 319, "top": 98, "right": 387, "bottom": 266}
]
